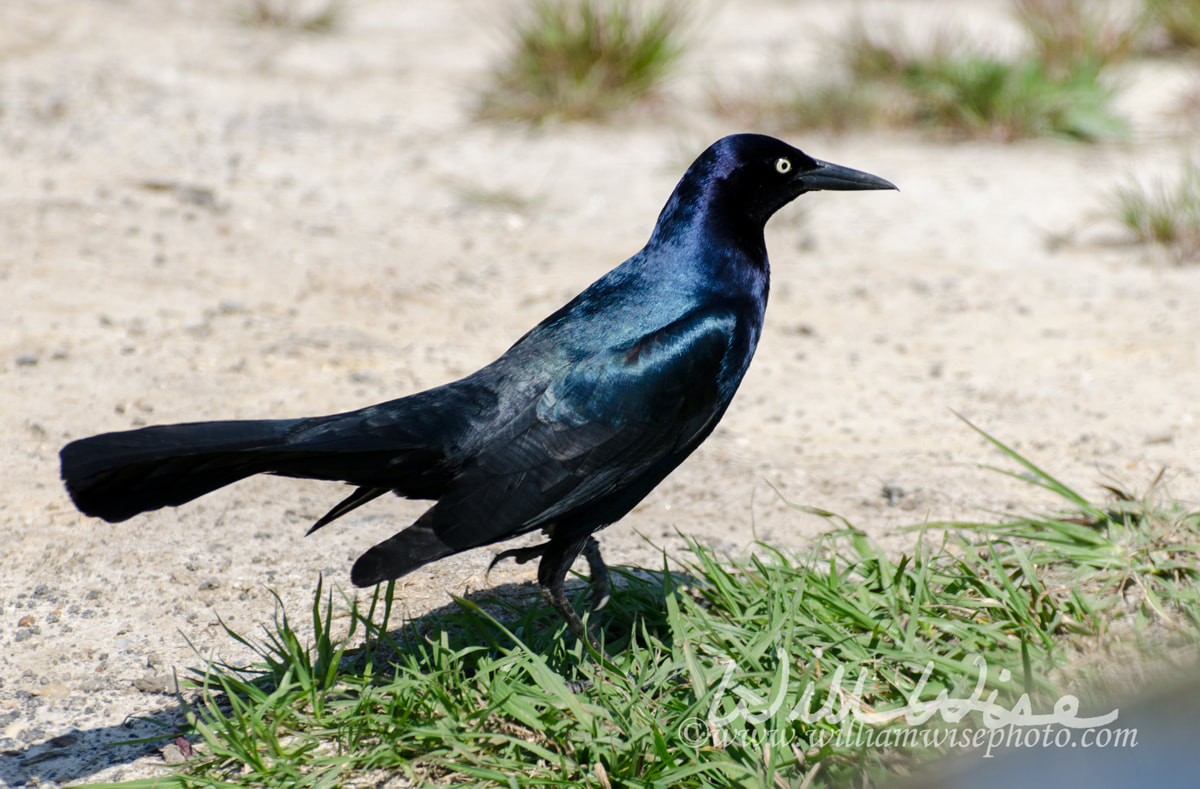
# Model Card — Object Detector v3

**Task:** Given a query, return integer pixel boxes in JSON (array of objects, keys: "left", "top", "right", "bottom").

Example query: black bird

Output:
[{"left": 60, "top": 134, "right": 895, "bottom": 645}]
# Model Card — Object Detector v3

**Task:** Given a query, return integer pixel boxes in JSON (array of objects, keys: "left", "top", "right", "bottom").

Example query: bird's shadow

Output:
[{"left": 1, "top": 565, "right": 694, "bottom": 787}]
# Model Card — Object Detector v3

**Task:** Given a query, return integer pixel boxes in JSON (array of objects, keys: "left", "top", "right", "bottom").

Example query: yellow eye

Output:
[{"left": 775, "top": 157, "right": 792, "bottom": 174}]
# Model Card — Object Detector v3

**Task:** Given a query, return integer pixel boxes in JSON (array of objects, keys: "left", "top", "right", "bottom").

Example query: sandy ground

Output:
[{"left": 2, "top": 0, "right": 1198, "bottom": 785}]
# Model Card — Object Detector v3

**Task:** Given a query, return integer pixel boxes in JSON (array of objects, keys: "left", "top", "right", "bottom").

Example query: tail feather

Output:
[
  {"left": 60, "top": 419, "right": 305, "bottom": 522},
  {"left": 350, "top": 517, "right": 458, "bottom": 586},
  {"left": 307, "top": 486, "right": 389, "bottom": 535},
  {"left": 60, "top": 409, "right": 455, "bottom": 524},
  {"left": 60, "top": 385, "right": 499, "bottom": 584}
]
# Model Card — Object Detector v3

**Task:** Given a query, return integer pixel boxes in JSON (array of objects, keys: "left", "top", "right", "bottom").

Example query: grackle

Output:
[{"left": 60, "top": 134, "right": 895, "bottom": 646}]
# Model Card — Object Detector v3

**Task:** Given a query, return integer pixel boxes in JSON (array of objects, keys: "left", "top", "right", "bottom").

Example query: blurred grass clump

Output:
[
  {"left": 899, "top": 53, "right": 1126, "bottom": 141},
  {"left": 717, "top": 1, "right": 1135, "bottom": 141},
  {"left": 477, "top": 0, "right": 689, "bottom": 123},
  {"left": 1110, "top": 159, "right": 1200, "bottom": 263}
]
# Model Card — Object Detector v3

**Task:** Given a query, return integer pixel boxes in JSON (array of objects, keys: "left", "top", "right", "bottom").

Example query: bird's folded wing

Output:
[{"left": 429, "top": 306, "right": 739, "bottom": 549}]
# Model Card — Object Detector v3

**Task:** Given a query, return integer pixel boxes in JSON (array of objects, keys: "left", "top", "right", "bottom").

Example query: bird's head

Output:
[
  {"left": 648, "top": 133, "right": 896, "bottom": 258},
  {"left": 707, "top": 133, "right": 898, "bottom": 227}
]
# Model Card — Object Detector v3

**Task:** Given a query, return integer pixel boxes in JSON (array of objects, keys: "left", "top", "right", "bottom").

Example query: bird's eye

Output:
[{"left": 775, "top": 157, "right": 792, "bottom": 174}]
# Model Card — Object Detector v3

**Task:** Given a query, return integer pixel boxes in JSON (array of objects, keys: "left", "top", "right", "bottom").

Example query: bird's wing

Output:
[{"left": 428, "top": 306, "right": 740, "bottom": 551}]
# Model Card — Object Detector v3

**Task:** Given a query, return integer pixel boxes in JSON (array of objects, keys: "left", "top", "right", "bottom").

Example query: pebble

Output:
[{"left": 161, "top": 743, "right": 188, "bottom": 764}]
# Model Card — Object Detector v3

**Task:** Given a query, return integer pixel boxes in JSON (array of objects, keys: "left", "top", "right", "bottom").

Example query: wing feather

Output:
[{"left": 426, "top": 307, "right": 740, "bottom": 550}]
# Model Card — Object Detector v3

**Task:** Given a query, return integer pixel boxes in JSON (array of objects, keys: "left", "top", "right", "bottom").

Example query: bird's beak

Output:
[{"left": 799, "top": 159, "right": 898, "bottom": 192}]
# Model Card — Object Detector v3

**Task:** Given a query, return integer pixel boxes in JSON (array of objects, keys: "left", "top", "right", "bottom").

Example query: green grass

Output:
[
  {"left": 476, "top": 0, "right": 689, "bottom": 123},
  {"left": 934, "top": 418, "right": 1200, "bottom": 636},
  {"left": 1110, "top": 158, "right": 1200, "bottom": 262},
  {"left": 83, "top": 424, "right": 1200, "bottom": 788}
]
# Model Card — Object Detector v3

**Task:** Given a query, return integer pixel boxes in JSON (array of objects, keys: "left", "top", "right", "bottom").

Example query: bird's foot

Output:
[
  {"left": 541, "top": 585, "right": 601, "bottom": 653},
  {"left": 537, "top": 536, "right": 612, "bottom": 653}
]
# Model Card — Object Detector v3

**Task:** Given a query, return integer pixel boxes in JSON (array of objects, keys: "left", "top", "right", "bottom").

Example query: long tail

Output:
[
  {"left": 60, "top": 402, "right": 457, "bottom": 526},
  {"left": 61, "top": 413, "right": 469, "bottom": 585},
  {"left": 61, "top": 418, "right": 307, "bottom": 522}
]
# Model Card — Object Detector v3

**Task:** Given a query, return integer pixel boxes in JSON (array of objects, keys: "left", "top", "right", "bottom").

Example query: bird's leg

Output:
[
  {"left": 538, "top": 535, "right": 601, "bottom": 652},
  {"left": 582, "top": 536, "right": 610, "bottom": 613},
  {"left": 491, "top": 538, "right": 606, "bottom": 648},
  {"left": 541, "top": 584, "right": 598, "bottom": 652}
]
